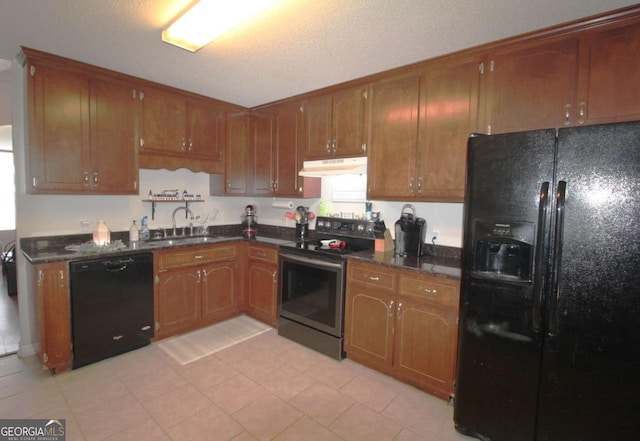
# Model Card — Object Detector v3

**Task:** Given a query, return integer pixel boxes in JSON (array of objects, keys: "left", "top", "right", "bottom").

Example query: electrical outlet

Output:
[
  {"left": 431, "top": 230, "right": 439, "bottom": 242},
  {"left": 79, "top": 219, "right": 92, "bottom": 232}
]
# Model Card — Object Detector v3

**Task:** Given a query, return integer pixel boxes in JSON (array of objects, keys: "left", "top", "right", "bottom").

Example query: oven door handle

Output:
[{"left": 279, "top": 253, "right": 344, "bottom": 270}]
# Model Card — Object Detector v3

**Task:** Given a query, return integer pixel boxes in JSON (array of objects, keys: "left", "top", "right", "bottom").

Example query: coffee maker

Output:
[
  {"left": 242, "top": 205, "right": 257, "bottom": 238},
  {"left": 394, "top": 204, "right": 427, "bottom": 256}
]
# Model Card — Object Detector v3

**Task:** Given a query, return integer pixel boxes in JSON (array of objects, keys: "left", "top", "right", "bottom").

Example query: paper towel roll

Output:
[{"left": 272, "top": 200, "right": 294, "bottom": 209}]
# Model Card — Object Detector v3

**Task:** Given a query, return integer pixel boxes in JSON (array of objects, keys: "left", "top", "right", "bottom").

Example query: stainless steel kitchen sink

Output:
[{"left": 137, "top": 236, "right": 221, "bottom": 248}]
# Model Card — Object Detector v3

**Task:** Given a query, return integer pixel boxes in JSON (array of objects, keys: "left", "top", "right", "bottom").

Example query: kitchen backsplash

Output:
[{"left": 17, "top": 168, "right": 463, "bottom": 248}]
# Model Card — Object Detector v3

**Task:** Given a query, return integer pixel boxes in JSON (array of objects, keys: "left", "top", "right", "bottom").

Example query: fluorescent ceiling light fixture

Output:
[{"left": 162, "top": 0, "right": 280, "bottom": 52}]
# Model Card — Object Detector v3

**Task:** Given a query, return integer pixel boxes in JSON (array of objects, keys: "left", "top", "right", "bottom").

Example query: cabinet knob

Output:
[
  {"left": 92, "top": 172, "right": 98, "bottom": 187},
  {"left": 388, "top": 300, "right": 395, "bottom": 318},
  {"left": 83, "top": 171, "right": 90, "bottom": 187},
  {"left": 578, "top": 101, "right": 586, "bottom": 125},
  {"left": 181, "top": 139, "right": 186, "bottom": 151},
  {"left": 408, "top": 177, "right": 414, "bottom": 193},
  {"left": 325, "top": 140, "right": 331, "bottom": 153},
  {"left": 564, "top": 104, "right": 572, "bottom": 126},
  {"left": 417, "top": 177, "right": 423, "bottom": 194},
  {"left": 332, "top": 139, "right": 337, "bottom": 152},
  {"left": 188, "top": 139, "right": 193, "bottom": 151},
  {"left": 397, "top": 301, "right": 403, "bottom": 319}
]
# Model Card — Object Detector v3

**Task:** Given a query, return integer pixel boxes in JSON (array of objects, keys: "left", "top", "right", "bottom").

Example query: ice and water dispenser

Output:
[{"left": 471, "top": 220, "right": 534, "bottom": 283}]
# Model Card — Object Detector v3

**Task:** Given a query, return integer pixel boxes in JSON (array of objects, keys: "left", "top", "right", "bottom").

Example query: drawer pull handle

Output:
[
  {"left": 421, "top": 287, "right": 437, "bottom": 294},
  {"left": 113, "top": 335, "right": 123, "bottom": 341},
  {"left": 194, "top": 255, "right": 205, "bottom": 259},
  {"left": 366, "top": 275, "right": 380, "bottom": 281}
]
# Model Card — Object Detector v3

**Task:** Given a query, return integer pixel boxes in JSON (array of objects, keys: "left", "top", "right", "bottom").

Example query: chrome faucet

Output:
[{"left": 172, "top": 206, "right": 195, "bottom": 237}]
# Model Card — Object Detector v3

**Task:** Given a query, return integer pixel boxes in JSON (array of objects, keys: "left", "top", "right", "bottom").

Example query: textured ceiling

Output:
[{"left": 0, "top": 0, "right": 637, "bottom": 107}]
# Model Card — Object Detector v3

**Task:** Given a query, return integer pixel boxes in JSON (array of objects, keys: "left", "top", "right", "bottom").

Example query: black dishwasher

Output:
[{"left": 69, "top": 253, "right": 154, "bottom": 369}]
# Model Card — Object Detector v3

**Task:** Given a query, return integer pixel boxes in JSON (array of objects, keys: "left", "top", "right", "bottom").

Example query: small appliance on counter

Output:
[
  {"left": 242, "top": 205, "right": 258, "bottom": 238},
  {"left": 286, "top": 206, "right": 315, "bottom": 240},
  {"left": 394, "top": 204, "right": 427, "bottom": 256}
]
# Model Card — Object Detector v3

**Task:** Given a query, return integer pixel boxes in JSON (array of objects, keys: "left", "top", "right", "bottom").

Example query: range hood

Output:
[{"left": 298, "top": 157, "right": 368, "bottom": 177}]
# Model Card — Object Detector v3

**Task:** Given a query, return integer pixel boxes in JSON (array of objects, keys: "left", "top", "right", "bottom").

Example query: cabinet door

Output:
[
  {"left": 332, "top": 87, "right": 367, "bottom": 157},
  {"left": 35, "top": 262, "right": 72, "bottom": 373},
  {"left": 273, "top": 101, "right": 302, "bottom": 197},
  {"left": 139, "top": 86, "right": 187, "bottom": 154},
  {"left": 344, "top": 284, "right": 395, "bottom": 369},
  {"left": 577, "top": 19, "right": 640, "bottom": 125},
  {"left": 156, "top": 268, "right": 200, "bottom": 338},
  {"left": 27, "top": 62, "right": 90, "bottom": 192},
  {"left": 367, "top": 74, "right": 420, "bottom": 199},
  {"left": 394, "top": 296, "right": 458, "bottom": 398},
  {"left": 301, "top": 95, "right": 333, "bottom": 159},
  {"left": 250, "top": 110, "right": 275, "bottom": 196},
  {"left": 223, "top": 112, "right": 249, "bottom": 195},
  {"left": 201, "top": 260, "right": 238, "bottom": 323},
  {"left": 247, "top": 261, "right": 278, "bottom": 326},
  {"left": 89, "top": 78, "right": 138, "bottom": 193},
  {"left": 188, "top": 99, "right": 226, "bottom": 167},
  {"left": 418, "top": 57, "right": 482, "bottom": 201},
  {"left": 484, "top": 37, "right": 579, "bottom": 134}
]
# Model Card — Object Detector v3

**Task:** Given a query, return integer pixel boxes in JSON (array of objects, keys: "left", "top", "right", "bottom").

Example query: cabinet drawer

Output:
[
  {"left": 398, "top": 273, "right": 459, "bottom": 308},
  {"left": 348, "top": 261, "right": 396, "bottom": 291},
  {"left": 157, "top": 245, "right": 236, "bottom": 269},
  {"left": 247, "top": 245, "right": 278, "bottom": 264}
]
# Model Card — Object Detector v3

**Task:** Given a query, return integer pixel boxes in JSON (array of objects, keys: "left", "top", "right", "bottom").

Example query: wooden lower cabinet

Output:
[
  {"left": 154, "top": 243, "right": 242, "bottom": 339},
  {"left": 245, "top": 243, "right": 279, "bottom": 326},
  {"left": 30, "top": 261, "right": 72, "bottom": 373},
  {"left": 345, "top": 260, "right": 459, "bottom": 400}
]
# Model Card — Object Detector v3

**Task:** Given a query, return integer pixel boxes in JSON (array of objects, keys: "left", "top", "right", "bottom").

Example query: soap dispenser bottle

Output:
[
  {"left": 139, "top": 215, "right": 150, "bottom": 240},
  {"left": 129, "top": 220, "right": 139, "bottom": 242}
]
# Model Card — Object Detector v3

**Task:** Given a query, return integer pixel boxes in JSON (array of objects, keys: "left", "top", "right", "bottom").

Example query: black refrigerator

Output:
[{"left": 454, "top": 121, "right": 640, "bottom": 441}]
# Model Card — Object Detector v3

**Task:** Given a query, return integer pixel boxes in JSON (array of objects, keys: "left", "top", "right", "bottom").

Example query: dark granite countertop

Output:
[{"left": 21, "top": 224, "right": 460, "bottom": 279}]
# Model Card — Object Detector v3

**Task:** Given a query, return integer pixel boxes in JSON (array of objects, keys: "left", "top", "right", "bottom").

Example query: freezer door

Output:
[
  {"left": 454, "top": 130, "right": 556, "bottom": 441},
  {"left": 536, "top": 121, "right": 640, "bottom": 441}
]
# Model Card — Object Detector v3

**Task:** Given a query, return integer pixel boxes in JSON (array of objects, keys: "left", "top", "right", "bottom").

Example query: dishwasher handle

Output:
[{"left": 105, "top": 263, "right": 127, "bottom": 273}]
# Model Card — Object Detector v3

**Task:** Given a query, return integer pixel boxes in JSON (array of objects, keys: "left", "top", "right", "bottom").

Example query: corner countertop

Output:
[{"left": 21, "top": 225, "right": 460, "bottom": 279}]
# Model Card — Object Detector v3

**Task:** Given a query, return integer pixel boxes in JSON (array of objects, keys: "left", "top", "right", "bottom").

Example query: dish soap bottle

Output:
[
  {"left": 129, "top": 220, "right": 139, "bottom": 242},
  {"left": 93, "top": 220, "right": 111, "bottom": 246},
  {"left": 139, "top": 216, "right": 150, "bottom": 241}
]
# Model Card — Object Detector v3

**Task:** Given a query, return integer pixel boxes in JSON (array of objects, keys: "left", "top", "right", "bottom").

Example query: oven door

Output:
[{"left": 279, "top": 251, "right": 345, "bottom": 337}]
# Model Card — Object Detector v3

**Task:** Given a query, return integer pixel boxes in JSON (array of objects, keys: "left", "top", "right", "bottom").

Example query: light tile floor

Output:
[{"left": 0, "top": 328, "right": 474, "bottom": 441}]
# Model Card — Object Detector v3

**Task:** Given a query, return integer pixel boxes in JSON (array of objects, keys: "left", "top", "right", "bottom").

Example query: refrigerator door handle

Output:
[
  {"left": 548, "top": 180, "right": 567, "bottom": 336},
  {"left": 531, "top": 181, "right": 550, "bottom": 333}
]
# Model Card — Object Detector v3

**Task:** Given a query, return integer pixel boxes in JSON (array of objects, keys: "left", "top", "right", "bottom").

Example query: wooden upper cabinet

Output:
[
  {"left": 138, "top": 86, "right": 227, "bottom": 173},
  {"left": 483, "top": 37, "right": 579, "bottom": 134},
  {"left": 301, "top": 87, "right": 368, "bottom": 159},
  {"left": 274, "top": 101, "right": 306, "bottom": 197},
  {"left": 418, "top": 56, "right": 482, "bottom": 201},
  {"left": 27, "top": 62, "right": 90, "bottom": 192},
  {"left": 188, "top": 99, "right": 226, "bottom": 164},
  {"left": 89, "top": 78, "right": 138, "bottom": 193},
  {"left": 138, "top": 86, "right": 186, "bottom": 154},
  {"left": 367, "top": 73, "right": 421, "bottom": 200},
  {"left": 576, "top": 18, "right": 640, "bottom": 125},
  {"left": 250, "top": 110, "right": 275, "bottom": 196},
  {"left": 368, "top": 57, "right": 481, "bottom": 202},
  {"left": 249, "top": 101, "right": 320, "bottom": 198},
  {"left": 25, "top": 55, "right": 138, "bottom": 194},
  {"left": 212, "top": 111, "right": 249, "bottom": 195}
]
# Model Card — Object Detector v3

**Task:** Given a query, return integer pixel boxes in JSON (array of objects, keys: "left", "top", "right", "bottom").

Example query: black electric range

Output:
[{"left": 277, "top": 217, "right": 383, "bottom": 360}]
